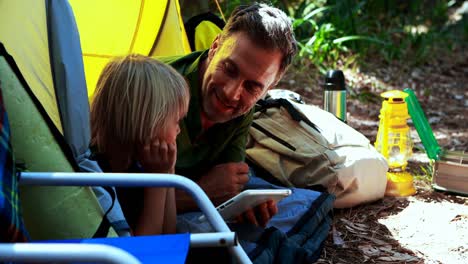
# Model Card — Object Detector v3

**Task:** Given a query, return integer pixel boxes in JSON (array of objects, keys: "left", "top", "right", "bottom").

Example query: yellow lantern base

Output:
[{"left": 385, "top": 171, "right": 416, "bottom": 197}]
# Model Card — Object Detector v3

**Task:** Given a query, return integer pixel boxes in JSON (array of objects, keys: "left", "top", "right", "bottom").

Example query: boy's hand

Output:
[{"left": 138, "top": 138, "right": 177, "bottom": 173}]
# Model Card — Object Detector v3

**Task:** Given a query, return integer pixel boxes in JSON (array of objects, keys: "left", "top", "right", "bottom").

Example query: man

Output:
[
  {"left": 162, "top": 5, "right": 334, "bottom": 263},
  {"left": 161, "top": 3, "right": 297, "bottom": 227}
]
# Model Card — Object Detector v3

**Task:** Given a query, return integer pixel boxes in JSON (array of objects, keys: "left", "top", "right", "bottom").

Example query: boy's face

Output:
[
  {"left": 153, "top": 111, "right": 185, "bottom": 143},
  {"left": 200, "top": 32, "right": 283, "bottom": 124}
]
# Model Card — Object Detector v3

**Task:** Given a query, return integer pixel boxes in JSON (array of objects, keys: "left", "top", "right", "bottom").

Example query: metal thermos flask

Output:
[{"left": 323, "top": 70, "right": 347, "bottom": 122}]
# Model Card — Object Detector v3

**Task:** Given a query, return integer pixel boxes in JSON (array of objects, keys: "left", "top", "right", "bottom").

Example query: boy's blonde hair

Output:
[{"left": 90, "top": 54, "right": 189, "bottom": 155}]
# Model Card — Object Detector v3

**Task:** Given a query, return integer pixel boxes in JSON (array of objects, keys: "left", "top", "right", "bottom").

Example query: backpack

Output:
[
  {"left": 184, "top": 12, "right": 225, "bottom": 51},
  {"left": 246, "top": 96, "right": 388, "bottom": 208}
]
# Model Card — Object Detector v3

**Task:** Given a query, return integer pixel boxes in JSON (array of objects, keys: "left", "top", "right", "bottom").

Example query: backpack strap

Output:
[
  {"left": 251, "top": 122, "right": 296, "bottom": 151},
  {"left": 92, "top": 186, "right": 115, "bottom": 238},
  {"left": 255, "top": 98, "right": 320, "bottom": 132}
]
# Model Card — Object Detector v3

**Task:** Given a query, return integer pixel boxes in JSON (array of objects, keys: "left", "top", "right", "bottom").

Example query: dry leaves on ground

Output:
[
  {"left": 316, "top": 187, "right": 467, "bottom": 264},
  {"left": 277, "top": 30, "right": 467, "bottom": 264}
]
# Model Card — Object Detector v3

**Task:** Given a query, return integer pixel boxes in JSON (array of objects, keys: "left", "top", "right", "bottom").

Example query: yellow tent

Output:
[
  {"left": 70, "top": 0, "right": 191, "bottom": 99},
  {"left": 1, "top": 0, "right": 191, "bottom": 135}
]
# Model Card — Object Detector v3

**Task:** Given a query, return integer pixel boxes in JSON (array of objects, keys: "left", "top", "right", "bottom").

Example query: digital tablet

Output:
[{"left": 199, "top": 189, "right": 292, "bottom": 222}]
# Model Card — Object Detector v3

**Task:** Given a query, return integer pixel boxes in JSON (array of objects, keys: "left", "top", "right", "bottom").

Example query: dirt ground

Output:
[{"left": 276, "top": 32, "right": 467, "bottom": 263}]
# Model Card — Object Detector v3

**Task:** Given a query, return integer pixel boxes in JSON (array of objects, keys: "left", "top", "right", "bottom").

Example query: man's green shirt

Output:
[{"left": 159, "top": 51, "right": 253, "bottom": 180}]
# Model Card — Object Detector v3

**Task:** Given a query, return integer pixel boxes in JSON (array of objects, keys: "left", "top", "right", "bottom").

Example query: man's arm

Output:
[
  {"left": 176, "top": 162, "right": 249, "bottom": 212},
  {"left": 176, "top": 111, "right": 253, "bottom": 212},
  {"left": 176, "top": 109, "right": 278, "bottom": 228},
  {"left": 176, "top": 161, "right": 277, "bottom": 227}
]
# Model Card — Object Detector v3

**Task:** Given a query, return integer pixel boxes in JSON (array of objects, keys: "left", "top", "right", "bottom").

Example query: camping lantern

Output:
[{"left": 375, "top": 90, "right": 416, "bottom": 196}]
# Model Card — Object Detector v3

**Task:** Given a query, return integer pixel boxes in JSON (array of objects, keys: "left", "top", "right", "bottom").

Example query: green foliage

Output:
[
  {"left": 293, "top": 1, "right": 453, "bottom": 66},
  {"left": 414, "top": 160, "right": 434, "bottom": 184},
  {"left": 213, "top": 0, "right": 466, "bottom": 73},
  {"left": 349, "top": 89, "right": 381, "bottom": 104},
  {"left": 411, "top": 145, "right": 434, "bottom": 183},
  {"left": 289, "top": 0, "right": 465, "bottom": 69}
]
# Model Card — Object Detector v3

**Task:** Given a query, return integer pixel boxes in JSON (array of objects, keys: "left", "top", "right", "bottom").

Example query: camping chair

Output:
[
  {"left": 0, "top": 0, "right": 251, "bottom": 263},
  {"left": 0, "top": 87, "right": 239, "bottom": 263},
  {"left": 0, "top": 146, "right": 139, "bottom": 263}
]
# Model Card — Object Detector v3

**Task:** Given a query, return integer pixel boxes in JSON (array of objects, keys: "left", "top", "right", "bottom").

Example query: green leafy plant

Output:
[
  {"left": 415, "top": 160, "right": 434, "bottom": 184},
  {"left": 212, "top": 0, "right": 465, "bottom": 74},
  {"left": 290, "top": 0, "right": 461, "bottom": 67}
]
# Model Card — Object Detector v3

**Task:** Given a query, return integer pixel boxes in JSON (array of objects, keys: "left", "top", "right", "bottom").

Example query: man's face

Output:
[{"left": 201, "top": 32, "right": 283, "bottom": 123}]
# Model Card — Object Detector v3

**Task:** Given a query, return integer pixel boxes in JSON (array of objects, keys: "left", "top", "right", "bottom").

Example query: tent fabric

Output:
[
  {"left": 0, "top": 52, "right": 76, "bottom": 174},
  {"left": 69, "top": 0, "right": 191, "bottom": 99},
  {"left": 0, "top": 0, "right": 62, "bottom": 134},
  {"left": 148, "top": 0, "right": 191, "bottom": 56}
]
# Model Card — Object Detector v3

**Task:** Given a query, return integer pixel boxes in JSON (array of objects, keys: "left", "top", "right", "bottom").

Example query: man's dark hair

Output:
[{"left": 221, "top": 3, "right": 298, "bottom": 72}]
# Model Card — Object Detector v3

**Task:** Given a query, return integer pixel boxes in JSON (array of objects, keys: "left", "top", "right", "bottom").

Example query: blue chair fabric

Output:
[{"left": 46, "top": 233, "right": 190, "bottom": 264}]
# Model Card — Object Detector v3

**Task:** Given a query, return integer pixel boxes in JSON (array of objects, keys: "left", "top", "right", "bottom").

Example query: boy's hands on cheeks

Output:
[{"left": 138, "top": 138, "right": 177, "bottom": 173}]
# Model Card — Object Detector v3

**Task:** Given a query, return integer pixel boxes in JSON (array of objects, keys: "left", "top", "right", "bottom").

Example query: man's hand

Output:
[
  {"left": 236, "top": 200, "right": 278, "bottom": 227},
  {"left": 138, "top": 138, "right": 177, "bottom": 173},
  {"left": 175, "top": 162, "right": 248, "bottom": 212},
  {"left": 197, "top": 162, "right": 250, "bottom": 206}
]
